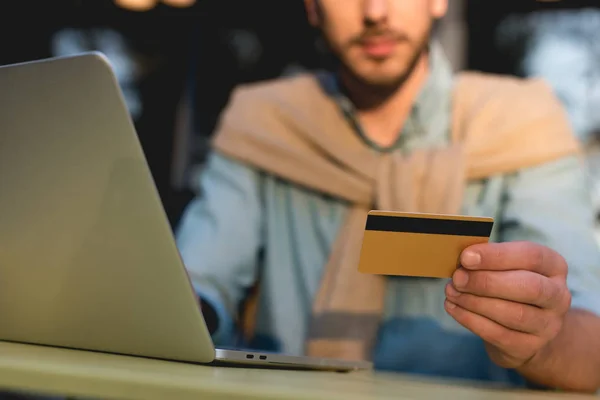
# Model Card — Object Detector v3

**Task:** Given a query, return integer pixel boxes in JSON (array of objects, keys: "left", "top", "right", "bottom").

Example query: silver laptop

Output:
[{"left": 0, "top": 53, "right": 371, "bottom": 372}]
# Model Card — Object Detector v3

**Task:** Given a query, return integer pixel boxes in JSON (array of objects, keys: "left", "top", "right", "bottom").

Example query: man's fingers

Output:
[
  {"left": 445, "top": 283, "right": 561, "bottom": 336},
  {"left": 444, "top": 299, "right": 540, "bottom": 366},
  {"left": 460, "top": 242, "right": 567, "bottom": 278},
  {"left": 451, "top": 268, "right": 571, "bottom": 310}
]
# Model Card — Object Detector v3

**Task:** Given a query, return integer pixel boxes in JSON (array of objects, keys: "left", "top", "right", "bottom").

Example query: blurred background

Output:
[{"left": 2, "top": 0, "right": 600, "bottom": 232}]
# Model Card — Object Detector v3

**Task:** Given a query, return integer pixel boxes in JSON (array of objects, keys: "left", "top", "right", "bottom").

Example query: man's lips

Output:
[{"left": 360, "top": 37, "right": 398, "bottom": 58}]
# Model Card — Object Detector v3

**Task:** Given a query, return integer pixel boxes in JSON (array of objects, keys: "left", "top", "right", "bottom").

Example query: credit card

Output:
[{"left": 358, "top": 211, "right": 494, "bottom": 278}]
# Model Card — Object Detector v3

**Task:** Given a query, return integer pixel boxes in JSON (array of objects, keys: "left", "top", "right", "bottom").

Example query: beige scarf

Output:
[{"left": 211, "top": 71, "right": 580, "bottom": 361}]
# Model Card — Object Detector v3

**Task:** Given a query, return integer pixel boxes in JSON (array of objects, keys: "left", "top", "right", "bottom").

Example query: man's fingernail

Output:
[
  {"left": 453, "top": 268, "right": 469, "bottom": 288},
  {"left": 445, "top": 300, "right": 457, "bottom": 310},
  {"left": 446, "top": 283, "right": 461, "bottom": 298},
  {"left": 461, "top": 250, "right": 481, "bottom": 268}
]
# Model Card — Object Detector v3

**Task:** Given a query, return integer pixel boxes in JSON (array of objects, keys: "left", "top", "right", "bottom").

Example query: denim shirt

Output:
[{"left": 176, "top": 45, "right": 600, "bottom": 387}]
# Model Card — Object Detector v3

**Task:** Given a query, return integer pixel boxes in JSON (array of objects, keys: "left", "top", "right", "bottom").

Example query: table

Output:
[{"left": 0, "top": 342, "right": 594, "bottom": 400}]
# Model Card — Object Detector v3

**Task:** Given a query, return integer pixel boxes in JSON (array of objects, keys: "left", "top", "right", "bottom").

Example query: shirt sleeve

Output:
[
  {"left": 499, "top": 155, "right": 600, "bottom": 317},
  {"left": 175, "top": 152, "right": 264, "bottom": 345}
]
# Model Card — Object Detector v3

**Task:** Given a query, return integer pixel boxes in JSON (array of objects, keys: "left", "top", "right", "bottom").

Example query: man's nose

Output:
[{"left": 363, "top": 0, "right": 389, "bottom": 25}]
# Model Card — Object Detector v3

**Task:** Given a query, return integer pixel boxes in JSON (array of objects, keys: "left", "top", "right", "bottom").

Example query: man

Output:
[{"left": 176, "top": 0, "right": 600, "bottom": 392}]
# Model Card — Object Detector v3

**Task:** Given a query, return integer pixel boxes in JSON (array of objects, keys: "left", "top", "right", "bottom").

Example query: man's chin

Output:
[{"left": 351, "top": 71, "right": 411, "bottom": 91}]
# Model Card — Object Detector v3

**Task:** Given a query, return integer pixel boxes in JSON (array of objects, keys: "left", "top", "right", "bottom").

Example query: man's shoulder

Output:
[
  {"left": 229, "top": 72, "right": 327, "bottom": 105},
  {"left": 451, "top": 71, "right": 580, "bottom": 179},
  {"left": 216, "top": 71, "right": 340, "bottom": 136},
  {"left": 454, "top": 71, "right": 559, "bottom": 111},
  {"left": 451, "top": 70, "right": 571, "bottom": 142},
  {"left": 457, "top": 71, "right": 543, "bottom": 86}
]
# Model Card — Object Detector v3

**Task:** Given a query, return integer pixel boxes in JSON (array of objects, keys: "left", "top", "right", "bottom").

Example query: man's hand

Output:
[{"left": 444, "top": 241, "right": 572, "bottom": 369}]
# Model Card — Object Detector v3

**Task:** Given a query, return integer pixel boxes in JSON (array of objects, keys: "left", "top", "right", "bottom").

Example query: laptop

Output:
[{"left": 0, "top": 53, "right": 371, "bottom": 372}]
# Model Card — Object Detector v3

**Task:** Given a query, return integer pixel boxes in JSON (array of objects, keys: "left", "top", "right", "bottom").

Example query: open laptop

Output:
[{"left": 0, "top": 53, "right": 371, "bottom": 372}]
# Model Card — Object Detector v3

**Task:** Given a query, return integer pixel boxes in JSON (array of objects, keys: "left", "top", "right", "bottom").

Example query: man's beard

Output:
[{"left": 321, "top": 26, "right": 432, "bottom": 97}]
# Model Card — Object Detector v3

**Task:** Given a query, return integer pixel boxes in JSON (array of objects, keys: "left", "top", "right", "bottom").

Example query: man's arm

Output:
[
  {"left": 176, "top": 152, "right": 263, "bottom": 346},
  {"left": 500, "top": 155, "right": 600, "bottom": 392}
]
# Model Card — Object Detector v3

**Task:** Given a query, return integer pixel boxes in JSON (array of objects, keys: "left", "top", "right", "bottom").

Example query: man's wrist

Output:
[{"left": 516, "top": 309, "right": 600, "bottom": 393}]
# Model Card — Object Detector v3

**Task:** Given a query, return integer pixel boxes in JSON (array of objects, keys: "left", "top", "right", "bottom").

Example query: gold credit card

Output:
[{"left": 358, "top": 211, "right": 494, "bottom": 278}]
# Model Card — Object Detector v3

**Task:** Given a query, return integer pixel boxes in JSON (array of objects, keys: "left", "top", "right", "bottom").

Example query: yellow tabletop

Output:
[{"left": 0, "top": 341, "right": 593, "bottom": 400}]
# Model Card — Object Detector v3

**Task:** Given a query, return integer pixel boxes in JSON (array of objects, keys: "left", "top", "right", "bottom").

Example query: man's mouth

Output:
[{"left": 360, "top": 36, "right": 398, "bottom": 58}]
